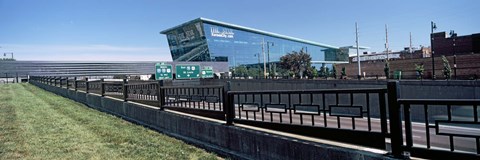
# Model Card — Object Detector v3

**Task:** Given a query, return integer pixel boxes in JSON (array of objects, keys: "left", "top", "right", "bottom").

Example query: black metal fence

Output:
[
  {"left": 161, "top": 85, "right": 227, "bottom": 119},
  {"left": 28, "top": 76, "right": 480, "bottom": 159},
  {"left": 225, "top": 88, "right": 389, "bottom": 149},
  {"left": 388, "top": 82, "right": 480, "bottom": 159}
]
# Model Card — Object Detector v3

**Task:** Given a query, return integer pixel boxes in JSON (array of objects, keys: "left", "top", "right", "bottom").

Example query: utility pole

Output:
[
  {"left": 385, "top": 24, "right": 389, "bottom": 60},
  {"left": 355, "top": 22, "right": 361, "bottom": 80},
  {"left": 451, "top": 30, "right": 457, "bottom": 79},
  {"left": 262, "top": 38, "right": 266, "bottom": 79},
  {"left": 431, "top": 21, "right": 437, "bottom": 80},
  {"left": 409, "top": 32, "right": 413, "bottom": 53},
  {"left": 267, "top": 42, "right": 274, "bottom": 78}
]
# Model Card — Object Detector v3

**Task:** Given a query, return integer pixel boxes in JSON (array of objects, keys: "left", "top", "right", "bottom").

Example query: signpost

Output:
[
  {"left": 155, "top": 63, "right": 173, "bottom": 80},
  {"left": 202, "top": 66, "right": 214, "bottom": 78},
  {"left": 175, "top": 64, "right": 200, "bottom": 79}
]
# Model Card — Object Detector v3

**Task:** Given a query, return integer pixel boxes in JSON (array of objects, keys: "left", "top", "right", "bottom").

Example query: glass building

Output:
[{"left": 160, "top": 18, "right": 348, "bottom": 68}]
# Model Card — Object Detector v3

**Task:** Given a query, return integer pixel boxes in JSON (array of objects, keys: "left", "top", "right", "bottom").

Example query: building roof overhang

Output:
[{"left": 160, "top": 17, "right": 339, "bottom": 49}]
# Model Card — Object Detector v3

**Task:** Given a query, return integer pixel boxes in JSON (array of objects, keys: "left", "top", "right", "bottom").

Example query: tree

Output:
[
  {"left": 233, "top": 65, "right": 248, "bottom": 77},
  {"left": 384, "top": 60, "right": 390, "bottom": 79},
  {"left": 319, "top": 66, "right": 327, "bottom": 78},
  {"left": 415, "top": 63, "right": 424, "bottom": 79},
  {"left": 279, "top": 49, "right": 313, "bottom": 78},
  {"left": 442, "top": 55, "right": 451, "bottom": 79},
  {"left": 304, "top": 67, "right": 318, "bottom": 79},
  {"left": 341, "top": 67, "right": 346, "bottom": 79},
  {"left": 332, "top": 65, "right": 337, "bottom": 79}
]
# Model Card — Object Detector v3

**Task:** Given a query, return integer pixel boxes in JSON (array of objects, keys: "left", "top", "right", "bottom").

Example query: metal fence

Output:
[
  {"left": 225, "top": 88, "right": 389, "bottom": 149},
  {"left": 161, "top": 85, "right": 227, "bottom": 119},
  {"left": 28, "top": 76, "right": 480, "bottom": 159},
  {"left": 394, "top": 100, "right": 479, "bottom": 158}
]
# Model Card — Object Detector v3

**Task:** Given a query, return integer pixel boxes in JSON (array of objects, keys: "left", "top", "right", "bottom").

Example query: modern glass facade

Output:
[{"left": 161, "top": 18, "right": 348, "bottom": 68}]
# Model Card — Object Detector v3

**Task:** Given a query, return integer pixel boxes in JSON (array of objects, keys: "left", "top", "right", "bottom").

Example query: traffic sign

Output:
[
  {"left": 202, "top": 66, "right": 214, "bottom": 78},
  {"left": 176, "top": 64, "right": 200, "bottom": 79},
  {"left": 155, "top": 63, "right": 173, "bottom": 80}
]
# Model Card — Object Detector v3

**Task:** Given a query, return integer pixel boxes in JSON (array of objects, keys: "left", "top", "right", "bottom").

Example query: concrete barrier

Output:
[
  {"left": 67, "top": 90, "right": 77, "bottom": 101},
  {"left": 76, "top": 92, "right": 87, "bottom": 105},
  {"left": 29, "top": 81, "right": 395, "bottom": 160},
  {"left": 101, "top": 97, "right": 126, "bottom": 116},
  {"left": 124, "top": 102, "right": 158, "bottom": 126},
  {"left": 86, "top": 94, "right": 102, "bottom": 109}
]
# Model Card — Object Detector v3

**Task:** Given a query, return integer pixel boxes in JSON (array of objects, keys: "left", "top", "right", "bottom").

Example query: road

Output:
[{"left": 234, "top": 106, "right": 479, "bottom": 154}]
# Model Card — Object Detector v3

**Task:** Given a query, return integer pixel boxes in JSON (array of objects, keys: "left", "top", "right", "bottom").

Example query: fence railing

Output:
[
  {"left": 28, "top": 76, "right": 480, "bottom": 159},
  {"left": 225, "top": 88, "right": 389, "bottom": 149},
  {"left": 394, "top": 99, "right": 480, "bottom": 159},
  {"left": 125, "top": 81, "right": 162, "bottom": 106},
  {"left": 161, "top": 85, "right": 228, "bottom": 119},
  {"left": 103, "top": 81, "right": 124, "bottom": 98}
]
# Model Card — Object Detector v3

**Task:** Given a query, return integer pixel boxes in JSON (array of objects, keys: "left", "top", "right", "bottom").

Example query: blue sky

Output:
[{"left": 0, "top": 0, "right": 478, "bottom": 61}]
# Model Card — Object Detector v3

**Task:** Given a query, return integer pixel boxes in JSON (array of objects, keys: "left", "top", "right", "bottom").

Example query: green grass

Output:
[{"left": 0, "top": 83, "right": 220, "bottom": 160}]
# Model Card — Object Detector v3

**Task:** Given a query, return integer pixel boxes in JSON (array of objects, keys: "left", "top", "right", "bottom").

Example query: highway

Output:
[
  {"left": 234, "top": 106, "right": 479, "bottom": 154},
  {"left": 144, "top": 100, "right": 479, "bottom": 154}
]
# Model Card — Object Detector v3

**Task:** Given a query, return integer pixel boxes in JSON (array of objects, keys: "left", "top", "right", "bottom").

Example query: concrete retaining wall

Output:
[{"left": 29, "top": 81, "right": 395, "bottom": 160}]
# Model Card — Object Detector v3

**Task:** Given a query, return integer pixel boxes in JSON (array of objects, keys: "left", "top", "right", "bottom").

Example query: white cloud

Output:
[{"left": 0, "top": 44, "right": 172, "bottom": 61}]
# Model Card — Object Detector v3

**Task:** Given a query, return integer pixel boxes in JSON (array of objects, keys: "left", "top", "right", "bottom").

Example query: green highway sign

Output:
[
  {"left": 155, "top": 63, "right": 173, "bottom": 80},
  {"left": 201, "top": 66, "right": 214, "bottom": 78},
  {"left": 175, "top": 64, "right": 200, "bottom": 79}
]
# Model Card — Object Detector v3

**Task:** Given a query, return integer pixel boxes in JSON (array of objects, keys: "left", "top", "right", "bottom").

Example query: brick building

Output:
[{"left": 431, "top": 32, "right": 480, "bottom": 56}]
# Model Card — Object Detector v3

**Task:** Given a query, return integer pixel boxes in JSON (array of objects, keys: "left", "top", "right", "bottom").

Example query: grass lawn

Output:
[{"left": 0, "top": 83, "right": 219, "bottom": 160}]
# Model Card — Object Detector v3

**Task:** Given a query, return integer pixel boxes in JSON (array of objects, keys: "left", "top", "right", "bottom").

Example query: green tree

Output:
[
  {"left": 384, "top": 60, "right": 390, "bottom": 79},
  {"left": 415, "top": 63, "right": 424, "bottom": 79},
  {"left": 279, "top": 49, "right": 313, "bottom": 78},
  {"left": 304, "top": 67, "right": 318, "bottom": 79},
  {"left": 442, "top": 55, "right": 451, "bottom": 79},
  {"left": 233, "top": 65, "right": 248, "bottom": 77},
  {"left": 247, "top": 66, "right": 262, "bottom": 78},
  {"left": 332, "top": 65, "right": 337, "bottom": 79},
  {"left": 341, "top": 67, "right": 346, "bottom": 79},
  {"left": 319, "top": 66, "right": 326, "bottom": 78}
]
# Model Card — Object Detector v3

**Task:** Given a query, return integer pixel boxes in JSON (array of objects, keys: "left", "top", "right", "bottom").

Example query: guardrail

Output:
[{"left": 28, "top": 76, "right": 480, "bottom": 159}]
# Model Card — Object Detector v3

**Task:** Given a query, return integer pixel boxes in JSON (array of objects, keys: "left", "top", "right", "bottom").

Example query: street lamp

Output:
[
  {"left": 450, "top": 30, "right": 457, "bottom": 79},
  {"left": 267, "top": 41, "right": 274, "bottom": 78},
  {"left": 254, "top": 53, "right": 262, "bottom": 78},
  {"left": 431, "top": 21, "right": 437, "bottom": 80}
]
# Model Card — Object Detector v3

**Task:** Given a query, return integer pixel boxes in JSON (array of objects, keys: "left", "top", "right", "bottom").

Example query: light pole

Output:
[
  {"left": 254, "top": 53, "right": 261, "bottom": 78},
  {"left": 431, "top": 21, "right": 437, "bottom": 80},
  {"left": 450, "top": 30, "right": 457, "bottom": 79},
  {"left": 356, "top": 22, "right": 361, "bottom": 80},
  {"left": 261, "top": 38, "right": 267, "bottom": 79},
  {"left": 267, "top": 41, "right": 274, "bottom": 78}
]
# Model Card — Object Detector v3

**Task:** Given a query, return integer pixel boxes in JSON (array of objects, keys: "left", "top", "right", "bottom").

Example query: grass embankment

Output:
[{"left": 0, "top": 83, "right": 219, "bottom": 160}]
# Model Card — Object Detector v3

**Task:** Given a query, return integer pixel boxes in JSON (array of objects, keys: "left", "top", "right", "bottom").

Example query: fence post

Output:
[
  {"left": 66, "top": 77, "right": 69, "bottom": 89},
  {"left": 123, "top": 78, "right": 128, "bottom": 102},
  {"left": 16, "top": 72, "right": 18, "bottom": 83},
  {"left": 157, "top": 80, "right": 164, "bottom": 110},
  {"left": 85, "top": 77, "right": 89, "bottom": 93},
  {"left": 387, "top": 81, "right": 404, "bottom": 158},
  {"left": 101, "top": 78, "right": 105, "bottom": 97},
  {"left": 74, "top": 77, "right": 77, "bottom": 91},
  {"left": 224, "top": 81, "right": 233, "bottom": 125},
  {"left": 59, "top": 77, "right": 63, "bottom": 88}
]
